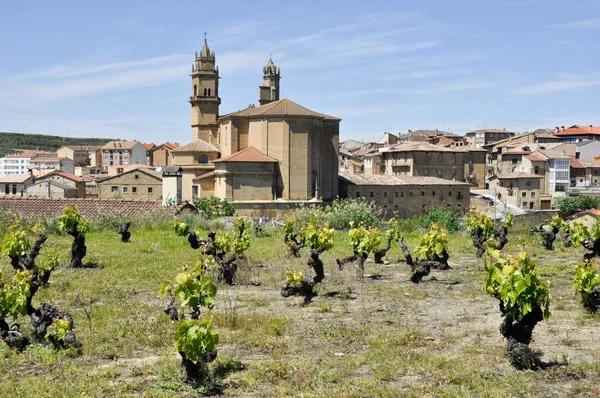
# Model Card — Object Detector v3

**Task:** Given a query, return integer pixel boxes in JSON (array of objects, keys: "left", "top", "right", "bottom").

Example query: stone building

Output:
[
  {"left": 465, "top": 128, "right": 515, "bottom": 149},
  {"left": 339, "top": 173, "right": 470, "bottom": 218},
  {"left": 26, "top": 180, "right": 78, "bottom": 198},
  {"left": 34, "top": 171, "right": 86, "bottom": 198},
  {"left": 377, "top": 142, "right": 487, "bottom": 188},
  {"left": 57, "top": 145, "right": 102, "bottom": 167},
  {"left": 173, "top": 39, "right": 340, "bottom": 204},
  {"left": 488, "top": 172, "right": 542, "bottom": 210},
  {"left": 96, "top": 168, "right": 162, "bottom": 200},
  {"left": 152, "top": 142, "right": 180, "bottom": 167}
]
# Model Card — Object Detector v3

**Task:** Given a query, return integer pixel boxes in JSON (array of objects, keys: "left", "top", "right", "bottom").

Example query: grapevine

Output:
[
  {"left": 337, "top": 223, "right": 380, "bottom": 278},
  {"left": 400, "top": 223, "right": 450, "bottom": 283},
  {"left": 574, "top": 262, "right": 600, "bottom": 313},
  {"left": 57, "top": 205, "right": 91, "bottom": 268}
]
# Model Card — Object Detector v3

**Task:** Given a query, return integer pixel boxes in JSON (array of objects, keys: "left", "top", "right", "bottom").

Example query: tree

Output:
[
  {"left": 57, "top": 206, "right": 91, "bottom": 268},
  {"left": 0, "top": 221, "right": 80, "bottom": 351},
  {"left": 160, "top": 256, "right": 218, "bottom": 384},
  {"left": 483, "top": 250, "right": 550, "bottom": 370},
  {"left": 336, "top": 223, "right": 381, "bottom": 279},
  {"left": 466, "top": 210, "right": 512, "bottom": 258},
  {"left": 400, "top": 223, "right": 450, "bottom": 283},
  {"left": 281, "top": 220, "right": 334, "bottom": 298}
]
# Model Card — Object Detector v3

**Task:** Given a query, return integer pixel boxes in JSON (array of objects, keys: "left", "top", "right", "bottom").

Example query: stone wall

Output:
[
  {"left": 98, "top": 171, "right": 162, "bottom": 200},
  {"left": 0, "top": 197, "right": 169, "bottom": 220}
]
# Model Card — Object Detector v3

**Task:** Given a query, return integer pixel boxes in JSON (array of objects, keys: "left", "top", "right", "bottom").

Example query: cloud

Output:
[
  {"left": 512, "top": 75, "right": 600, "bottom": 94},
  {"left": 410, "top": 80, "right": 495, "bottom": 95},
  {"left": 552, "top": 17, "right": 600, "bottom": 29}
]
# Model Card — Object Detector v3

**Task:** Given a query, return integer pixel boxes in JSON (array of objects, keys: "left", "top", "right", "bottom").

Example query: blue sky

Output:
[{"left": 0, "top": 0, "right": 599, "bottom": 144}]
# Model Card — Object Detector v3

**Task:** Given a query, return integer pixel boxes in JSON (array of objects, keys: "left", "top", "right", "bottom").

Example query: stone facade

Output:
[
  {"left": 97, "top": 169, "right": 162, "bottom": 200},
  {"left": 488, "top": 172, "right": 542, "bottom": 210},
  {"left": 339, "top": 173, "right": 470, "bottom": 218},
  {"left": 189, "top": 40, "right": 220, "bottom": 142}
]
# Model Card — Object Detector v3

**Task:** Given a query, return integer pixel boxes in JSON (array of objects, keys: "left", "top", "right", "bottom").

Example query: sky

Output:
[{"left": 0, "top": 0, "right": 599, "bottom": 144}]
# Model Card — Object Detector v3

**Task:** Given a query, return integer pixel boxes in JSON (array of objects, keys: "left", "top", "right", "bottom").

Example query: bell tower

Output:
[
  {"left": 258, "top": 57, "right": 280, "bottom": 106},
  {"left": 189, "top": 36, "right": 221, "bottom": 142}
]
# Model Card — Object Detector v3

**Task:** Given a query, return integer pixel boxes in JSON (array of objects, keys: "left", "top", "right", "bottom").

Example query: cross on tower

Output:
[{"left": 203, "top": 31, "right": 207, "bottom": 41}]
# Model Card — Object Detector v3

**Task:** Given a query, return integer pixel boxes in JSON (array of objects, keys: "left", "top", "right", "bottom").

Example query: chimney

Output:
[
  {"left": 555, "top": 127, "right": 560, "bottom": 133},
  {"left": 591, "top": 125, "right": 594, "bottom": 130},
  {"left": 561, "top": 126, "right": 564, "bottom": 131}
]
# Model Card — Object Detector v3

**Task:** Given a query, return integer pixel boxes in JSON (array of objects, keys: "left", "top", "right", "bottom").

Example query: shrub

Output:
[
  {"left": 418, "top": 208, "right": 460, "bottom": 233},
  {"left": 554, "top": 195, "right": 600, "bottom": 215},
  {"left": 293, "top": 198, "right": 381, "bottom": 230},
  {"left": 194, "top": 196, "right": 235, "bottom": 219}
]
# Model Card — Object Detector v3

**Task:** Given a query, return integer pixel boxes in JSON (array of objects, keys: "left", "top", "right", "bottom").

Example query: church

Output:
[{"left": 172, "top": 39, "right": 341, "bottom": 204}]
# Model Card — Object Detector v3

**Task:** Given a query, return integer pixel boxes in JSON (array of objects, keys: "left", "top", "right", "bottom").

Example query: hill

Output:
[{"left": 0, "top": 132, "right": 113, "bottom": 156}]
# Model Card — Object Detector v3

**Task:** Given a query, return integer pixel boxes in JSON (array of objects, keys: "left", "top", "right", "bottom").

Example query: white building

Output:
[
  {"left": 101, "top": 141, "right": 147, "bottom": 171},
  {"left": 0, "top": 151, "right": 55, "bottom": 178}
]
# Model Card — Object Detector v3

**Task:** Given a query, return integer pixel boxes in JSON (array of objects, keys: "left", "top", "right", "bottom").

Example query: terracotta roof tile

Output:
[
  {"left": 339, "top": 172, "right": 470, "bottom": 186},
  {"left": 220, "top": 98, "right": 341, "bottom": 121},
  {"left": 102, "top": 140, "right": 142, "bottom": 150},
  {"left": 554, "top": 125, "right": 600, "bottom": 136},
  {"left": 173, "top": 139, "right": 220, "bottom": 153},
  {"left": 570, "top": 157, "right": 585, "bottom": 169}
]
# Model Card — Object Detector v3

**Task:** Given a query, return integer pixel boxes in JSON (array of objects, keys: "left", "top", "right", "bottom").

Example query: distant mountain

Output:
[{"left": 0, "top": 132, "right": 112, "bottom": 156}]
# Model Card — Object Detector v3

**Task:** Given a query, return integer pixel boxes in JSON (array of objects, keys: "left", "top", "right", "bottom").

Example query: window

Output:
[
  {"left": 424, "top": 169, "right": 429, "bottom": 176},
  {"left": 111, "top": 186, "right": 118, "bottom": 193},
  {"left": 432, "top": 191, "right": 435, "bottom": 196},
  {"left": 132, "top": 187, "right": 137, "bottom": 194},
  {"left": 4, "top": 185, "right": 8, "bottom": 195},
  {"left": 531, "top": 192, "right": 535, "bottom": 197},
  {"left": 384, "top": 191, "right": 387, "bottom": 198},
  {"left": 199, "top": 154, "right": 209, "bottom": 164},
  {"left": 208, "top": 88, "right": 211, "bottom": 96},
  {"left": 512, "top": 159, "right": 518, "bottom": 165},
  {"left": 394, "top": 191, "right": 398, "bottom": 198},
  {"left": 449, "top": 191, "right": 452, "bottom": 197},
  {"left": 409, "top": 191, "right": 413, "bottom": 197},
  {"left": 123, "top": 186, "right": 128, "bottom": 193},
  {"left": 194, "top": 85, "right": 197, "bottom": 96},
  {"left": 438, "top": 169, "right": 442, "bottom": 177},
  {"left": 12, "top": 185, "right": 16, "bottom": 195},
  {"left": 534, "top": 166, "right": 539, "bottom": 174},
  {"left": 457, "top": 191, "right": 463, "bottom": 200},
  {"left": 400, "top": 191, "right": 404, "bottom": 197},
  {"left": 356, "top": 191, "right": 360, "bottom": 198},
  {"left": 522, "top": 192, "right": 526, "bottom": 197},
  {"left": 370, "top": 192, "right": 373, "bottom": 198},
  {"left": 204, "top": 88, "right": 207, "bottom": 96},
  {"left": 148, "top": 187, "right": 153, "bottom": 194},
  {"left": 421, "top": 191, "right": 425, "bottom": 197},
  {"left": 135, "top": 174, "right": 139, "bottom": 180}
]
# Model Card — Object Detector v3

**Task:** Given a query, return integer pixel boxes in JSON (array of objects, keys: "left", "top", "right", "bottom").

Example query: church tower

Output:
[
  {"left": 189, "top": 38, "right": 220, "bottom": 142},
  {"left": 258, "top": 57, "right": 280, "bottom": 106}
]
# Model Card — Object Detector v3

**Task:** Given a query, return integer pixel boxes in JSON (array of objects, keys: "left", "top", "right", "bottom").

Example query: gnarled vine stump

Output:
[
  {"left": 373, "top": 236, "right": 392, "bottom": 264},
  {"left": 400, "top": 238, "right": 450, "bottom": 283},
  {"left": 336, "top": 247, "right": 368, "bottom": 279},
  {"left": 284, "top": 233, "right": 305, "bottom": 257},
  {"left": 498, "top": 303, "right": 545, "bottom": 370},
  {"left": 530, "top": 224, "right": 558, "bottom": 250},
  {"left": 117, "top": 222, "right": 132, "bottom": 243},
  {"left": 281, "top": 248, "right": 325, "bottom": 298}
]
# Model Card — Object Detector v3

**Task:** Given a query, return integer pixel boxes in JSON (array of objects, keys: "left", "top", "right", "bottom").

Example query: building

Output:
[
  {"left": 427, "top": 134, "right": 467, "bottom": 148},
  {"left": 465, "top": 128, "right": 515, "bottom": 149},
  {"left": 376, "top": 142, "right": 487, "bottom": 188},
  {"left": 397, "top": 129, "right": 440, "bottom": 142},
  {"left": 554, "top": 125, "right": 600, "bottom": 143},
  {"left": 488, "top": 172, "right": 542, "bottom": 210},
  {"left": 34, "top": 171, "right": 86, "bottom": 198},
  {"left": 0, "top": 173, "right": 34, "bottom": 196},
  {"left": 101, "top": 141, "right": 147, "bottom": 171},
  {"left": 378, "top": 132, "right": 399, "bottom": 145},
  {"left": 144, "top": 144, "right": 156, "bottom": 166},
  {"left": 96, "top": 168, "right": 162, "bottom": 200},
  {"left": 30, "top": 156, "right": 74, "bottom": 176},
  {"left": 174, "top": 39, "right": 340, "bottom": 204},
  {"left": 339, "top": 149, "right": 364, "bottom": 174},
  {"left": 575, "top": 139, "right": 600, "bottom": 160},
  {"left": 0, "top": 151, "right": 54, "bottom": 177},
  {"left": 57, "top": 145, "right": 103, "bottom": 167},
  {"left": 26, "top": 180, "right": 78, "bottom": 198},
  {"left": 151, "top": 142, "right": 180, "bottom": 167},
  {"left": 338, "top": 173, "right": 470, "bottom": 218}
]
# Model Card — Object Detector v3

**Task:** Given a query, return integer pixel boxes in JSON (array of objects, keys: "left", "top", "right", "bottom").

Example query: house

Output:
[
  {"left": 427, "top": 134, "right": 467, "bottom": 148},
  {"left": 144, "top": 143, "right": 156, "bottom": 166},
  {"left": 465, "top": 128, "right": 515, "bottom": 149},
  {"left": 151, "top": 142, "right": 180, "bottom": 167},
  {"left": 30, "top": 157, "right": 74, "bottom": 176},
  {"left": 33, "top": 171, "right": 86, "bottom": 198},
  {"left": 553, "top": 125, "right": 600, "bottom": 143},
  {"left": 338, "top": 173, "right": 470, "bottom": 218},
  {"left": 57, "top": 145, "right": 103, "bottom": 167},
  {"left": 96, "top": 168, "right": 162, "bottom": 200},
  {"left": 339, "top": 149, "right": 364, "bottom": 174},
  {"left": 376, "top": 142, "right": 487, "bottom": 188},
  {"left": 488, "top": 172, "right": 542, "bottom": 210},
  {"left": 26, "top": 180, "right": 78, "bottom": 198},
  {"left": 569, "top": 158, "right": 600, "bottom": 193},
  {"left": 101, "top": 140, "right": 147, "bottom": 171},
  {"left": 398, "top": 129, "right": 441, "bottom": 142},
  {"left": 575, "top": 139, "right": 600, "bottom": 160},
  {"left": 0, "top": 151, "right": 54, "bottom": 177},
  {"left": 378, "top": 132, "right": 399, "bottom": 145},
  {"left": 0, "top": 173, "right": 34, "bottom": 196}
]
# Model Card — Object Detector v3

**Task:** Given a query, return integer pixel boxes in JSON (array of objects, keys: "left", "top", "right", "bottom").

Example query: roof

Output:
[
  {"left": 387, "top": 141, "right": 452, "bottom": 152},
  {"left": 60, "top": 145, "right": 103, "bottom": 151},
  {"left": 339, "top": 172, "right": 470, "bottom": 186},
  {"left": 525, "top": 153, "right": 548, "bottom": 162},
  {"left": 554, "top": 125, "right": 600, "bottom": 136},
  {"left": 29, "top": 180, "right": 76, "bottom": 191},
  {"left": 144, "top": 143, "right": 156, "bottom": 151},
  {"left": 102, "top": 140, "right": 142, "bottom": 150},
  {"left": 465, "top": 128, "right": 516, "bottom": 136},
  {"left": 212, "top": 147, "right": 278, "bottom": 163},
  {"left": 30, "top": 157, "right": 66, "bottom": 163},
  {"left": 173, "top": 139, "right": 220, "bottom": 153},
  {"left": 2, "top": 151, "right": 54, "bottom": 159},
  {"left": 538, "top": 149, "right": 571, "bottom": 159},
  {"left": 570, "top": 157, "right": 585, "bottom": 169},
  {"left": 497, "top": 172, "right": 543, "bottom": 179},
  {"left": 220, "top": 98, "right": 341, "bottom": 121},
  {"left": 38, "top": 171, "right": 85, "bottom": 183},
  {"left": 122, "top": 164, "right": 156, "bottom": 172},
  {"left": 578, "top": 159, "right": 600, "bottom": 168},
  {"left": 0, "top": 173, "right": 33, "bottom": 183},
  {"left": 162, "top": 166, "right": 183, "bottom": 174},
  {"left": 96, "top": 168, "right": 162, "bottom": 183},
  {"left": 157, "top": 142, "right": 180, "bottom": 150}
]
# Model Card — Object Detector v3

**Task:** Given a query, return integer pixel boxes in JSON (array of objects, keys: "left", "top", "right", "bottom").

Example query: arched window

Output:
[
  {"left": 194, "top": 85, "right": 197, "bottom": 97},
  {"left": 204, "top": 88, "right": 207, "bottom": 96},
  {"left": 199, "top": 154, "right": 208, "bottom": 164},
  {"left": 208, "top": 88, "right": 211, "bottom": 96}
]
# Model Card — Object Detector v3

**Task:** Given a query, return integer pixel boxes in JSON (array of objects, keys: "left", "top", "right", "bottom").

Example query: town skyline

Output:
[{"left": 0, "top": 1, "right": 599, "bottom": 143}]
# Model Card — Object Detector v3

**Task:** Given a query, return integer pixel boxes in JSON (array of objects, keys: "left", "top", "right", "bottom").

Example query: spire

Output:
[
  {"left": 263, "top": 57, "right": 279, "bottom": 77},
  {"left": 200, "top": 38, "right": 212, "bottom": 58}
]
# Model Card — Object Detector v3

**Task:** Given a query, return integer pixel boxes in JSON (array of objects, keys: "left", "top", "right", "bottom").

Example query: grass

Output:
[{"left": 0, "top": 216, "right": 599, "bottom": 397}]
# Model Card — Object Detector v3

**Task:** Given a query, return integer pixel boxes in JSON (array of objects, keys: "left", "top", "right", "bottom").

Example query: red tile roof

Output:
[
  {"left": 570, "top": 157, "right": 585, "bottom": 169},
  {"left": 554, "top": 125, "right": 600, "bottom": 136},
  {"left": 213, "top": 147, "right": 278, "bottom": 163},
  {"left": 144, "top": 143, "right": 156, "bottom": 150},
  {"left": 524, "top": 154, "right": 547, "bottom": 162},
  {"left": 37, "top": 171, "right": 84, "bottom": 182}
]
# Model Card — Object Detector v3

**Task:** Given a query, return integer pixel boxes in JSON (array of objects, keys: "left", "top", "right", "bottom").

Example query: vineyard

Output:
[{"left": 0, "top": 208, "right": 599, "bottom": 397}]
